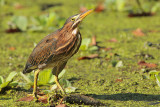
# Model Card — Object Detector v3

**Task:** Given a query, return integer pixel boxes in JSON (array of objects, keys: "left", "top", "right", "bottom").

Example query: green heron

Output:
[{"left": 23, "top": 9, "right": 93, "bottom": 100}]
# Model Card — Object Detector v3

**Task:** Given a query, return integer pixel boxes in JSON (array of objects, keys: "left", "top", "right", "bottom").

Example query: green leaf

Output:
[
  {"left": 60, "top": 79, "right": 71, "bottom": 88},
  {"left": 12, "top": 16, "right": 28, "bottom": 31},
  {"left": 50, "top": 84, "right": 57, "bottom": 91},
  {"left": 151, "top": 3, "right": 160, "bottom": 13},
  {"left": 18, "top": 82, "right": 27, "bottom": 87},
  {"left": 49, "top": 75, "right": 55, "bottom": 84},
  {"left": 57, "top": 18, "right": 66, "bottom": 28},
  {"left": 46, "top": 12, "right": 56, "bottom": 27},
  {"left": 80, "top": 38, "right": 91, "bottom": 50},
  {"left": 116, "top": 0, "right": 126, "bottom": 11},
  {"left": 37, "top": 15, "right": 47, "bottom": 26},
  {"left": 20, "top": 72, "right": 32, "bottom": 83},
  {"left": 65, "top": 86, "right": 76, "bottom": 93},
  {"left": 8, "top": 81, "right": 18, "bottom": 87},
  {"left": 28, "top": 73, "right": 34, "bottom": 82},
  {"left": 155, "top": 75, "right": 160, "bottom": 87},
  {"left": 49, "top": 69, "right": 66, "bottom": 84},
  {"left": 6, "top": 71, "right": 17, "bottom": 82},
  {"left": 0, "top": 81, "right": 10, "bottom": 89},
  {"left": 38, "top": 69, "right": 52, "bottom": 85},
  {"left": 20, "top": 69, "right": 66, "bottom": 88},
  {"left": 149, "top": 70, "right": 159, "bottom": 79},
  {"left": 28, "top": 25, "right": 43, "bottom": 31},
  {"left": 58, "top": 69, "right": 66, "bottom": 79},
  {"left": 115, "top": 61, "right": 123, "bottom": 68},
  {"left": 79, "top": 45, "right": 87, "bottom": 51},
  {"left": 18, "top": 82, "right": 32, "bottom": 90},
  {"left": 0, "top": 76, "right": 4, "bottom": 84},
  {"left": 88, "top": 46, "right": 98, "bottom": 52},
  {"left": 0, "top": 72, "right": 17, "bottom": 92},
  {"left": 50, "top": 80, "right": 76, "bottom": 93}
]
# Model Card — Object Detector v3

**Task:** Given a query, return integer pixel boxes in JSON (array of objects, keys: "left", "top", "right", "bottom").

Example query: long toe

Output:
[{"left": 27, "top": 94, "right": 38, "bottom": 101}]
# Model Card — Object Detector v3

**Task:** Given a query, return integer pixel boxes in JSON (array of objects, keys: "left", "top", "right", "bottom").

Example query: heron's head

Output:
[{"left": 63, "top": 9, "right": 93, "bottom": 31}]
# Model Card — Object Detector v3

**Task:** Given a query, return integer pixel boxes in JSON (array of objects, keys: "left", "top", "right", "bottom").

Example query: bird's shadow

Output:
[{"left": 87, "top": 93, "right": 160, "bottom": 101}]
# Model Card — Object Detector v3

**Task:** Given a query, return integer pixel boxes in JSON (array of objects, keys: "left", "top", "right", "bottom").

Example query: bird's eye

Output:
[{"left": 71, "top": 18, "right": 75, "bottom": 21}]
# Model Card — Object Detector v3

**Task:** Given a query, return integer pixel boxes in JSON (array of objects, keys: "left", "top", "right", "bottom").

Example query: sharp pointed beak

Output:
[
  {"left": 72, "top": 9, "right": 93, "bottom": 29},
  {"left": 79, "top": 9, "right": 93, "bottom": 21}
]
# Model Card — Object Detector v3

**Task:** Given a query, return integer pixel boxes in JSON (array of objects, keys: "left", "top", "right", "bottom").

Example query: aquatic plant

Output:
[{"left": 0, "top": 71, "right": 18, "bottom": 92}]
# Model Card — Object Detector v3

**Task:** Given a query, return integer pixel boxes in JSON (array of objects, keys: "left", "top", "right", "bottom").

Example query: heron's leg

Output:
[
  {"left": 33, "top": 69, "right": 40, "bottom": 100},
  {"left": 52, "top": 62, "right": 67, "bottom": 95},
  {"left": 54, "top": 75, "right": 66, "bottom": 95}
]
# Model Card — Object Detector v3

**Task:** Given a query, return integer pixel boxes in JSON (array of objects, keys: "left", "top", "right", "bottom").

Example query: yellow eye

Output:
[{"left": 71, "top": 18, "right": 75, "bottom": 21}]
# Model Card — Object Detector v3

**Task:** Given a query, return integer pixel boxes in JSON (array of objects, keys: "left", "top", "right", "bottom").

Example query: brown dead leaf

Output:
[
  {"left": 5, "top": 28, "right": 21, "bottom": 33},
  {"left": 95, "top": 3, "right": 105, "bottom": 12},
  {"left": 109, "top": 53, "right": 114, "bottom": 56},
  {"left": 17, "top": 94, "right": 48, "bottom": 104},
  {"left": 138, "top": 61, "right": 157, "bottom": 68},
  {"left": 9, "top": 47, "right": 16, "bottom": 51},
  {"left": 90, "top": 36, "right": 97, "bottom": 46},
  {"left": 128, "top": 12, "right": 154, "bottom": 17},
  {"left": 56, "top": 104, "right": 68, "bottom": 107},
  {"left": 100, "top": 47, "right": 112, "bottom": 51},
  {"left": 115, "top": 79, "right": 123, "bottom": 82},
  {"left": 78, "top": 54, "right": 99, "bottom": 60},
  {"left": 132, "top": 28, "right": 145, "bottom": 37},
  {"left": 80, "top": 6, "right": 88, "bottom": 13},
  {"left": 14, "top": 3, "right": 24, "bottom": 9},
  {"left": 17, "top": 96, "right": 34, "bottom": 102},
  {"left": 108, "top": 38, "right": 117, "bottom": 42},
  {"left": 38, "top": 95, "right": 48, "bottom": 104}
]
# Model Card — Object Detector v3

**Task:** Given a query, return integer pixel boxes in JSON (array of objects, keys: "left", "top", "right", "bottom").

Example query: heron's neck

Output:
[
  {"left": 60, "top": 25, "right": 79, "bottom": 36},
  {"left": 72, "top": 28, "right": 79, "bottom": 35}
]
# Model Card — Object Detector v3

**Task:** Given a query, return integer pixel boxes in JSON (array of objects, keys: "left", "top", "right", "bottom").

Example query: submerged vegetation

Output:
[{"left": 0, "top": 0, "right": 160, "bottom": 106}]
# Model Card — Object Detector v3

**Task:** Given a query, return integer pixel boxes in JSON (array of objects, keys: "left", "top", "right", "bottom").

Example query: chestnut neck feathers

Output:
[{"left": 55, "top": 23, "right": 80, "bottom": 53}]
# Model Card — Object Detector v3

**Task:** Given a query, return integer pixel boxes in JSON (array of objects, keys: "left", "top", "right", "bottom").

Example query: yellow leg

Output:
[
  {"left": 54, "top": 75, "right": 66, "bottom": 95},
  {"left": 33, "top": 69, "right": 40, "bottom": 100}
]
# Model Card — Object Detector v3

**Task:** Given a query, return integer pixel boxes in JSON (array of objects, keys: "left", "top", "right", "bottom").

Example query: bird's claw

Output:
[{"left": 27, "top": 93, "right": 39, "bottom": 101}]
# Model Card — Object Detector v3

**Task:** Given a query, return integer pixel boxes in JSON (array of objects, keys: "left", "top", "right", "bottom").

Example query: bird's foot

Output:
[
  {"left": 27, "top": 93, "right": 47, "bottom": 102},
  {"left": 27, "top": 93, "right": 38, "bottom": 101}
]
